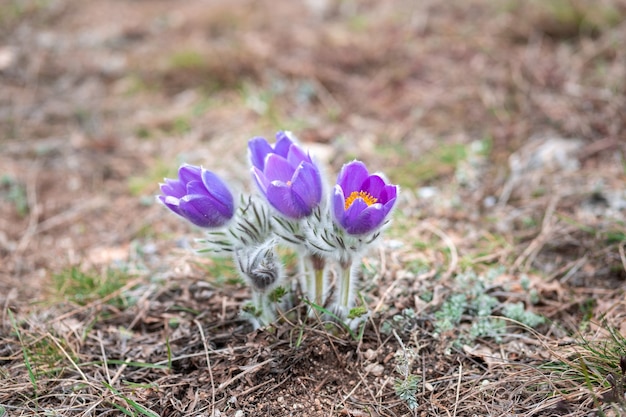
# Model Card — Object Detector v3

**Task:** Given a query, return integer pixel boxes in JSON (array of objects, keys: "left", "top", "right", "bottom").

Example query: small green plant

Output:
[
  {"left": 103, "top": 382, "right": 160, "bottom": 417},
  {"left": 169, "top": 116, "right": 192, "bottom": 136},
  {"left": 9, "top": 311, "right": 38, "bottom": 400},
  {"left": 433, "top": 268, "right": 545, "bottom": 345},
  {"left": 394, "top": 373, "right": 420, "bottom": 411},
  {"left": 434, "top": 293, "right": 467, "bottom": 334},
  {"left": 303, "top": 299, "right": 367, "bottom": 341},
  {"left": 128, "top": 161, "right": 174, "bottom": 197},
  {"left": 0, "top": 0, "right": 50, "bottom": 29},
  {"left": 570, "top": 323, "right": 626, "bottom": 388},
  {"left": 52, "top": 266, "right": 131, "bottom": 308},
  {"left": 502, "top": 302, "right": 546, "bottom": 328},
  {"left": 604, "top": 355, "right": 626, "bottom": 408},
  {"left": 268, "top": 286, "right": 287, "bottom": 303},
  {"left": 168, "top": 50, "right": 206, "bottom": 70},
  {"left": 392, "top": 331, "right": 421, "bottom": 411},
  {"left": 381, "top": 308, "right": 421, "bottom": 336},
  {"left": 195, "top": 257, "right": 243, "bottom": 286},
  {"left": 1, "top": 175, "right": 28, "bottom": 217},
  {"left": 540, "top": 321, "right": 626, "bottom": 414},
  {"left": 347, "top": 306, "right": 368, "bottom": 320},
  {"left": 381, "top": 142, "right": 468, "bottom": 188},
  {"left": 520, "top": 275, "right": 540, "bottom": 304}
]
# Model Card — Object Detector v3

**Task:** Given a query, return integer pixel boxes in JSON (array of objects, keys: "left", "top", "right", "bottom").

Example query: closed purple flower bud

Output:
[
  {"left": 158, "top": 164, "right": 235, "bottom": 228},
  {"left": 332, "top": 160, "right": 397, "bottom": 235},
  {"left": 249, "top": 131, "right": 322, "bottom": 219}
]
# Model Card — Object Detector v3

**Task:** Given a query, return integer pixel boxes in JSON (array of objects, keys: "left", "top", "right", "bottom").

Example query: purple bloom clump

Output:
[
  {"left": 158, "top": 164, "right": 235, "bottom": 228},
  {"left": 332, "top": 161, "right": 397, "bottom": 235},
  {"left": 249, "top": 131, "right": 323, "bottom": 219}
]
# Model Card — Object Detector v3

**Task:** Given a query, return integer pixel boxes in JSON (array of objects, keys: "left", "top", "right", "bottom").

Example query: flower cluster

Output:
[{"left": 158, "top": 131, "right": 398, "bottom": 328}]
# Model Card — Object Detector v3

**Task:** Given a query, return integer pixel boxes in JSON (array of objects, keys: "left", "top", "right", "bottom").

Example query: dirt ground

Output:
[{"left": 1, "top": 0, "right": 626, "bottom": 416}]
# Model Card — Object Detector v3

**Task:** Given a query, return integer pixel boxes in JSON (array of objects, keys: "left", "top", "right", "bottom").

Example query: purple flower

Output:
[
  {"left": 332, "top": 161, "right": 397, "bottom": 235},
  {"left": 158, "top": 164, "right": 234, "bottom": 228},
  {"left": 249, "top": 131, "right": 322, "bottom": 219}
]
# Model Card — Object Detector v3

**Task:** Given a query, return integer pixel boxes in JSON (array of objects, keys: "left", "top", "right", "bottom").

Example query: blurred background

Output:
[{"left": 1, "top": 0, "right": 625, "bottom": 302}]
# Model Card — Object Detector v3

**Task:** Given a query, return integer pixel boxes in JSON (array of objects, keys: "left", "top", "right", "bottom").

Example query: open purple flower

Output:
[
  {"left": 249, "top": 131, "right": 322, "bottom": 219},
  {"left": 332, "top": 161, "right": 397, "bottom": 235},
  {"left": 158, "top": 164, "right": 234, "bottom": 228}
]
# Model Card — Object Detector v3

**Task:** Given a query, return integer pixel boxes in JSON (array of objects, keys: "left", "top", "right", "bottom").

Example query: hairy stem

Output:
[
  {"left": 337, "top": 257, "right": 359, "bottom": 315},
  {"left": 252, "top": 290, "right": 275, "bottom": 328}
]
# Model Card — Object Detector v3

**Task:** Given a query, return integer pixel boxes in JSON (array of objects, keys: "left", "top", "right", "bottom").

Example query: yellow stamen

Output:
[{"left": 344, "top": 191, "right": 378, "bottom": 210}]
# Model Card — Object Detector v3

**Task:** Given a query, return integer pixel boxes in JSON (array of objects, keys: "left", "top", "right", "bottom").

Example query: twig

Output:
[
  {"left": 33, "top": 197, "right": 107, "bottom": 236},
  {"left": 153, "top": 345, "right": 251, "bottom": 367},
  {"left": 216, "top": 358, "right": 274, "bottom": 392},
  {"left": 236, "top": 377, "right": 279, "bottom": 398},
  {"left": 310, "top": 76, "right": 342, "bottom": 115},
  {"left": 15, "top": 163, "right": 40, "bottom": 254},
  {"left": 558, "top": 256, "right": 587, "bottom": 284},
  {"left": 453, "top": 360, "right": 462, "bottom": 417},
  {"left": 343, "top": 369, "right": 379, "bottom": 408},
  {"left": 392, "top": 328, "right": 406, "bottom": 352},
  {"left": 97, "top": 330, "right": 112, "bottom": 385},
  {"left": 109, "top": 357, "right": 129, "bottom": 386},
  {"left": 194, "top": 319, "right": 215, "bottom": 417},
  {"left": 421, "top": 222, "right": 458, "bottom": 280},
  {"left": 512, "top": 196, "right": 559, "bottom": 271},
  {"left": 373, "top": 278, "right": 399, "bottom": 314},
  {"left": 48, "top": 333, "right": 89, "bottom": 384}
]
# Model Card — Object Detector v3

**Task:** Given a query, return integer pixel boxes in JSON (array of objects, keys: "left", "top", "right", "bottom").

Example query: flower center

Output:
[{"left": 344, "top": 190, "right": 378, "bottom": 210}]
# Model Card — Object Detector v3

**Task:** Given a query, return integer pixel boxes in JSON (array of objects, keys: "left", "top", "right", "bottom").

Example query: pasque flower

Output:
[
  {"left": 158, "top": 131, "right": 400, "bottom": 326},
  {"left": 249, "top": 131, "right": 322, "bottom": 219},
  {"left": 333, "top": 160, "right": 398, "bottom": 235},
  {"left": 158, "top": 164, "right": 235, "bottom": 228}
]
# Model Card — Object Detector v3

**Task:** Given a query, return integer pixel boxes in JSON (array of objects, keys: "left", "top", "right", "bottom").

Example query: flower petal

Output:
[
  {"left": 361, "top": 174, "right": 387, "bottom": 199},
  {"left": 160, "top": 179, "right": 186, "bottom": 199},
  {"left": 185, "top": 180, "right": 208, "bottom": 196},
  {"left": 201, "top": 169, "right": 234, "bottom": 217},
  {"left": 332, "top": 185, "right": 346, "bottom": 224},
  {"left": 252, "top": 166, "right": 270, "bottom": 194},
  {"left": 337, "top": 161, "right": 369, "bottom": 194},
  {"left": 290, "top": 162, "right": 322, "bottom": 210},
  {"left": 288, "top": 187, "right": 312, "bottom": 218},
  {"left": 382, "top": 196, "right": 397, "bottom": 214},
  {"left": 157, "top": 194, "right": 183, "bottom": 216},
  {"left": 286, "top": 143, "right": 311, "bottom": 169},
  {"left": 349, "top": 204, "right": 387, "bottom": 235},
  {"left": 266, "top": 183, "right": 310, "bottom": 218},
  {"left": 248, "top": 136, "right": 273, "bottom": 170},
  {"left": 274, "top": 131, "right": 294, "bottom": 157},
  {"left": 264, "top": 154, "right": 296, "bottom": 183},
  {"left": 179, "top": 195, "right": 231, "bottom": 228},
  {"left": 178, "top": 164, "right": 202, "bottom": 183},
  {"left": 378, "top": 184, "right": 398, "bottom": 204},
  {"left": 342, "top": 197, "right": 369, "bottom": 230},
  {"left": 184, "top": 183, "right": 232, "bottom": 220}
]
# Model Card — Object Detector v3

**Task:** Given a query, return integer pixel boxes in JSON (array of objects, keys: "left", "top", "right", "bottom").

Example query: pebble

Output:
[
  {"left": 0, "top": 46, "right": 17, "bottom": 71},
  {"left": 364, "top": 363, "right": 385, "bottom": 377},
  {"left": 363, "top": 348, "right": 377, "bottom": 361}
]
